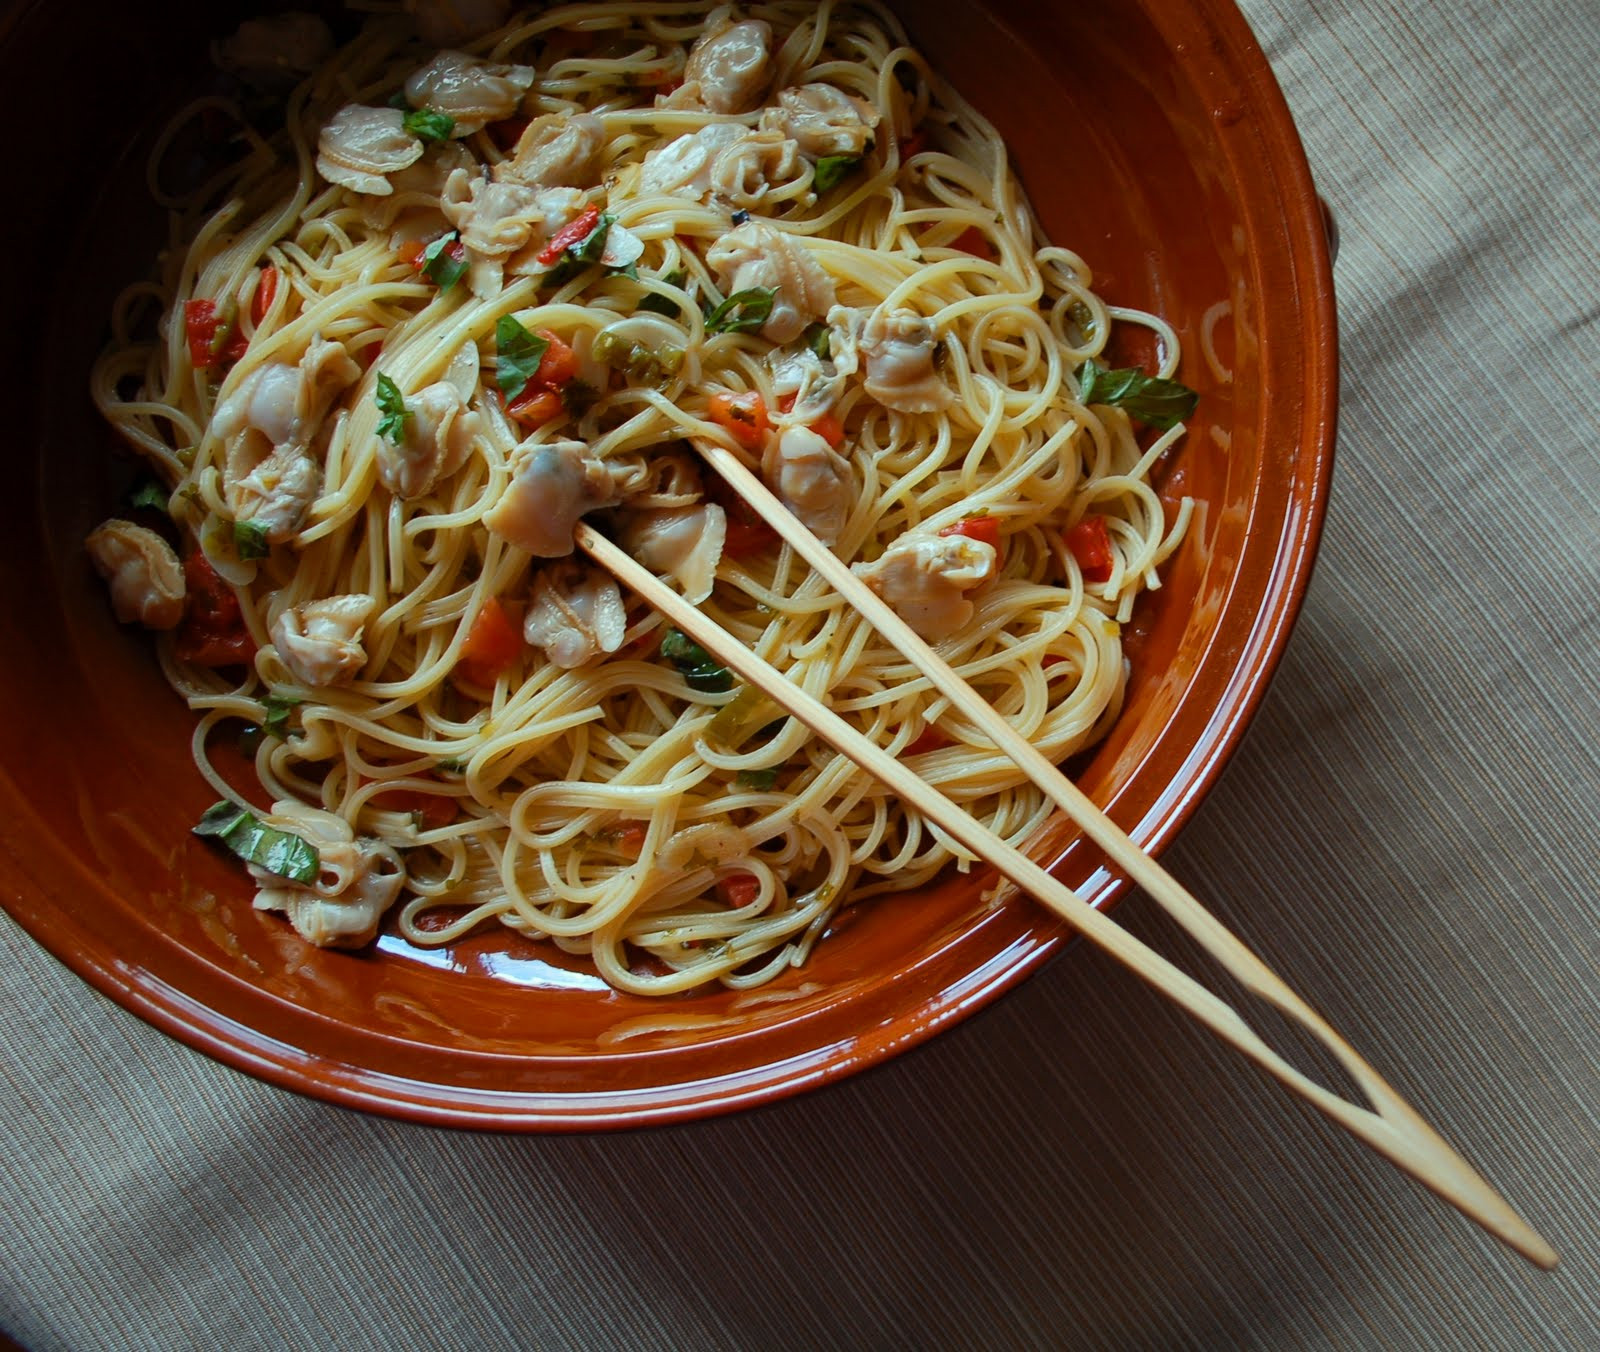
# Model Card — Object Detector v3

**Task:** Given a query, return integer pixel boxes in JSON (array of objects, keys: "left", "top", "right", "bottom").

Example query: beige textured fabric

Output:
[{"left": 5, "top": 0, "right": 1600, "bottom": 1347}]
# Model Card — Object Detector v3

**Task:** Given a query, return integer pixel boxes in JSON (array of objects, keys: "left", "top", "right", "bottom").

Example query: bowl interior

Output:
[{"left": 0, "top": 0, "right": 1334, "bottom": 1127}]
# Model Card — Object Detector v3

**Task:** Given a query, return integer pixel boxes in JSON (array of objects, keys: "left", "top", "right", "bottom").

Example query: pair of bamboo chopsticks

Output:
[{"left": 575, "top": 437, "right": 1556, "bottom": 1269}]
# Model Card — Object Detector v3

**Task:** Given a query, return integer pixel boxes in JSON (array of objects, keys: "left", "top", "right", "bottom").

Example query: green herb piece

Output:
[
  {"left": 403, "top": 107, "right": 455, "bottom": 143},
  {"left": 494, "top": 315, "right": 550, "bottom": 401},
  {"left": 638, "top": 268, "right": 688, "bottom": 317},
  {"left": 436, "top": 756, "right": 468, "bottom": 773},
  {"left": 1076, "top": 359, "right": 1198, "bottom": 430},
  {"left": 735, "top": 767, "right": 780, "bottom": 790},
  {"left": 569, "top": 211, "right": 615, "bottom": 265},
  {"left": 262, "top": 692, "right": 302, "bottom": 741},
  {"left": 237, "top": 723, "right": 264, "bottom": 755},
  {"left": 193, "top": 801, "right": 320, "bottom": 884},
  {"left": 233, "top": 519, "right": 271, "bottom": 560},
  {"left": 421, "top": 232, "right": 468, "bottom": 292},
  {"left": 803, "top": 321, "right": 832, "bottom": 360},
  {"left": 812, "top": 155, "right": 861, "bottom": 193},
  {"left": 375, "top": 373, "right": 411, "bottom": 443},
  {"left": 660, "top": 627, "right": 734, "bottom": 693},
  {"left": 704, "top": 286, "right": 777, "bottom": 336},
  {"left": 387, "top": 88, "right": 412, "bottom": 110},
  {"left": 1065, "top": 300, "right": 1098, "bottom": 344}
]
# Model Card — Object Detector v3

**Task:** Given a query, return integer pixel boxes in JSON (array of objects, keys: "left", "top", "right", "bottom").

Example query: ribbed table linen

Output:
[{"left": 5, "top": 0, "right": 1600, "bottom": 1346}]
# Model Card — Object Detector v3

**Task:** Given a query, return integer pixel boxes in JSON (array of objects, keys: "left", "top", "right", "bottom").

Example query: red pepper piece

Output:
[
  {"left": 251, "top": 266, "right": 278, "bottom": 325},
  {"left": 537, "top": 205, "right": 601, "bottom": 265}
]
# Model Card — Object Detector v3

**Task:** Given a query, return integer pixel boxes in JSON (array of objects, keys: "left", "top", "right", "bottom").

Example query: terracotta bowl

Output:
[{"left": 0, "top": 0, "right": 1335, "bottom": 1128}]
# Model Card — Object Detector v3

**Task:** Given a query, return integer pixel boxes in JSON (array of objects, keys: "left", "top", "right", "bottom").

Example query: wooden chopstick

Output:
[{"left": 572, "top": 441, "right": 1557, "bottom": 1270}]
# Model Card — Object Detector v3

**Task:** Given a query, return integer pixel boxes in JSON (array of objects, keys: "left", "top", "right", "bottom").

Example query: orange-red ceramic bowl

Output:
[{"left": 0, "top": 0, "right": 1335, "bottom": 1128}]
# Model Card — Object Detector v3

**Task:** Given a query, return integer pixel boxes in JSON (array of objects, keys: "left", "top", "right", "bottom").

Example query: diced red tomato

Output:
[
  {"left": 615, "top": 822, "right": 648, "bottom": 855},
  {"left": 706, "top": 471, "right": 779, "bottom": 559},
  {"left": 506, "top": 387, "right": 564, "bottom": 428},
  {"left": 456, "top": 597, "right": 524, "bottom": 687},
  {"left": 906, "top": 726, "right": 951, "bottom": 756},
  {"left": 1066, "top": 515, "right": 1115, "bottom": 583},
  {"left": 397, "top": 239, "right": 427, "bottom": 269},
  {"left": 183, "top": 299, "right": 248, "bottom": 370},
  {"left": 530, "top": 329, "right": 578, "bottom": 388},
  {"left": 716, "top": 872, "right": 761, "bottom": 908},
  {"left": 775, "top": 393, "right": 845, "bottom": 449},
  {"left": 724, "top": 514, "right": 780, "bottom": 558},
  {"left": 537, "top": 205, "right": 601, "bottom": 265},
  {"left": 503, "top": 329, "right": 580, "bottom": 425},
  {"left": 707, "top": 389, "right": 770, "bottom": 451},
  {"left": 251, "top": 266, "right": 278, "bottom": 325},
  {"left": 901, "top": 130, "right": 928, "bottom": 160},
  {"left": 371, "top": 783, "right": 459, "bottom": 830},
  {"left": 809, "top": 411, "right": 846, "bottom": 449},
  {"left": 175, "top": 553, "right": 257, "bottom": 667},
  {"left": 938, "top": 515, "right": 1002, "bottom": 553}
]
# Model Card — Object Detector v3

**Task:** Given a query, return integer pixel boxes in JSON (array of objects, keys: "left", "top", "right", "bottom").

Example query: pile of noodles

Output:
[{"left": 92, "top": 0, "right": 1193, "bottom": 995}]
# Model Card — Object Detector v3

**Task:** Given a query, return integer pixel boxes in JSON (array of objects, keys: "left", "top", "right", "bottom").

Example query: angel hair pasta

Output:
[{"left": 87, "top": 0, "right": 1198, "bottom": 995}]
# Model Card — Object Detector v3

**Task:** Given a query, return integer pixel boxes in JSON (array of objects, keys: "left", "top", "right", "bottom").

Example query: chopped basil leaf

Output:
[
  {"left": 1077, "top": 359, "right": 1199, "bottom": 430},
  {"left": 637, "top": 268, "right": 688, "bottom": 316},
  {"left": 435, "top": 756, "right": 468, "bottom": 773},
  {"left": 568, "top": 211, "right": 615, "bottom": 265},
  {"left": 128, "top": 479, "right": 169, "bottom": 514},
  {"left": 660, "top": 628, "right": 734, "bottom": 693},
  {"left": 421, "top": 232, "right": 468, "bottom": 292},
  {"left": 803, "top": 322, "right": 832, "bottom": 360},
  {"left": 193, "top": 801, "right": 320, "bottom": 884},
  {"left": 494, "top": 315, "right": 550, "bottom": 401},
  {"left": 402, "top": 107, "right": 455, "bottom": 144},
  {"left": 813, "top": 155, "right": 861, "bottom": 193},
  {"left": 375, "top": 373, "right": 411, "bottom": 443},
  {"left": 704, "top": 286, "right": 777, "bottom": 336},
  {"left": 233, "top": 519, "right": 271, "bottom": 560},
  {"left": 735, "top": 767, "right": 779, "bottom": 790},
  {"left": 262, "top": 692, "right": 301, "bottom": 741},
  {"left": 612, "top": 260, "right": 639, "bottom": 281},
  {"left": 387, "top": 88, "right": 412, "bottom": 110}
]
